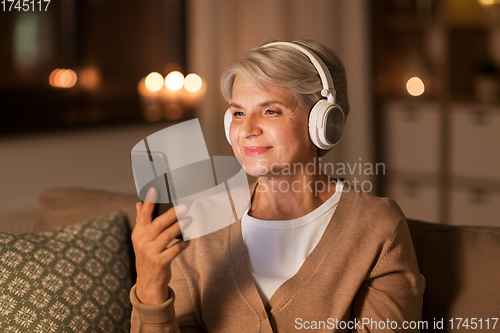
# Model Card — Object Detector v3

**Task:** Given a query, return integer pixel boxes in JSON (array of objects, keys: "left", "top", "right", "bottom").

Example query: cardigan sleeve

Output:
[
  {"left": 351, "top": 217, "right": 426, "bottom": 333},
  {"left": 130, "top": 259, "right": 205, "bottom": 333}
]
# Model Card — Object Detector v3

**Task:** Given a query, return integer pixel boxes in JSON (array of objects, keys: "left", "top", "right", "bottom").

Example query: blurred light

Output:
[
  {"left": 54, "top": 69, "right": 64, "bottom": 86},
  {"left": 406, "top": 77, "right": 425, "bottom": 96},
  {"left": 165, "top": 71, "right": 184, "bottom": 91},
  {"left": 60, "top": 69, "right": 77, "bottom": 88},
  {"left": 165, "top": 104, "right": 183, "bottom": 120},
  {"left": 145, "top": 72, "right": 164, "bottom": 92},
  {"left": 49, "top": 68, "right": 77, "bottom": 88},
  {"left": 144, "top": 105, "right": 163, "bottom": 122},
  {"left": 14, "top": 12, "right": 42, "bottom": 72},
  {"left": 479, "top": 0, "right": 495, "bottom": 5},
  {"left": 79, "top": 67, "right": 101, "bottom": 90},
  {"left": 49, "top": 68, "right": 61, "bottom": 87},
  {"left": 184, "top": 73, "right": 202, "bottom": 93}
]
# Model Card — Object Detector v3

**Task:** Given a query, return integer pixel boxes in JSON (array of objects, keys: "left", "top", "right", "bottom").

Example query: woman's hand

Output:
[{"left": 132, "top": 187, "right": 190, "bottom": 305}]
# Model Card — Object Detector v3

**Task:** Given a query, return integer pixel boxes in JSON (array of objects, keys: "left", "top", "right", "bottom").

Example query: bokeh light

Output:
[
  {"left": 79, "top": 67, "right": 101, "bottom": 90},
  {"left": 479, "top": 0, "right": 495, "bottom": 5},
  {"left": 165, "top": 71, "right": 184, "bottom": 91},
  {"left": 406, "top": 77, "right": 425, "bottom": 96},
  {"left": 59, "top": 69, "right": 77, "bottom": 88},
  {"left": 49, "top": 68, "right": 77, "bottom": 88},
  {"left": 145, "top": 72, "right": 164, "bottom": 92},
  {"left": 49, "top": 68, "right": 61, "bottom": 87},
  {"left": 184, "top": 73, "right": 203, "bottom": 92},
  {"left": 165, "top": 104, "right": 183, "bottom": 120},
  {"left": 144, "top": 105, "right": 163, "bottom": 122}
]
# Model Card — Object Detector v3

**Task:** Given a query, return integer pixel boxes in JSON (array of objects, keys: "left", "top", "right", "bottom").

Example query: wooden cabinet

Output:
[
  {"left": 381, "top": 100, "right": 500, "bottom": 225},
  {"left": 384, "top": 100, "right": 441, "bottom": 174},
  {"left": 450, "top": 104, "right": 500, "bottom": 182},
  {"left": 382, "top": 100, "right": 441, "bottom": 223},
  {"left": 449, "top": 103, "right": 500, "bottom": 227},
  {"left": 387, "top": 177, "right": 441, "bottom": 223},
  {"left": 372, "top": 0, "right": 500, "bottom": 226},
  {"left": 450, "top": 185, "right": 500, "bottom": 227}
]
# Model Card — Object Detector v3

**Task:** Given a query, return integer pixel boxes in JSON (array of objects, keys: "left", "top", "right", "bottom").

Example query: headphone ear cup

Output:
[
  {"left": 324, "top": 104, "right": 345, "bottom": 147},
  {"left": 308, "top": 99, "right": 345, "bottom": 149},
  {"left": 224, "top": 108, "right": 232, "bottom": 146}
]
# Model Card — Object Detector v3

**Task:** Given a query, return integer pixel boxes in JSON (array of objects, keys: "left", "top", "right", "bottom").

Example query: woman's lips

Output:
[{"left": 244, "top": 146, "right": 272, "bottom": 156}]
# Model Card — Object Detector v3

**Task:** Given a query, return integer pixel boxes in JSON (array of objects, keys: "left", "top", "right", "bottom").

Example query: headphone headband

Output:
[{"left": 261, "top": 41, "right": 336, "bottom": 104}]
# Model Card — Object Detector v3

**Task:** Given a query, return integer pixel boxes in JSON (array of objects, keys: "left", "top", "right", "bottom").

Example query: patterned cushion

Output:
[{"left": 0, "top": 211, "right": 133, "bottom": 333}]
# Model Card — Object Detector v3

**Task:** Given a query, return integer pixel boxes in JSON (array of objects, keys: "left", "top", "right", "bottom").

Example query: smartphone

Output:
[
  {"left": 132, "top": 148, "right": 219, "bottom": 241},
  {"left": 131, "top": 150, "right": 182, "bottom": 240}
]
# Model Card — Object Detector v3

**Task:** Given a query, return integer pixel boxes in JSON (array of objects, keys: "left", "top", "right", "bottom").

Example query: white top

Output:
[{"left": 241, "top": 180, "right": 344, "bottom": 304}]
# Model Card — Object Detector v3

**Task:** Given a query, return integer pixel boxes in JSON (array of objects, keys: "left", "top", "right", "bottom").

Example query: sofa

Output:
[{"left": 1, "top": 187, "right": 499, "bottom": 332}]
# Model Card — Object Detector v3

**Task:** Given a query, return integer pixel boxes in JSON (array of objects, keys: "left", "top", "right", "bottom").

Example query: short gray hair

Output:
[{"left": 220, "top": 39, "right": 349, "bottom": 155}]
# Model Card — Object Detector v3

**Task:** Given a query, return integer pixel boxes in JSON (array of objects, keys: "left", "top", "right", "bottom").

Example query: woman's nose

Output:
[{"left": 238, "top": 114, "right": 262, "bottom": 140}]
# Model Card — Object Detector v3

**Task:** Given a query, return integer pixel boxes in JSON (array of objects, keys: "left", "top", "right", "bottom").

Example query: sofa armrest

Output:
[
  {"left": 35, "top": 187, "right": 140, "bottom": 231},
  {"left": 407, "top": 219, "right": 500, "bottom": 326}
]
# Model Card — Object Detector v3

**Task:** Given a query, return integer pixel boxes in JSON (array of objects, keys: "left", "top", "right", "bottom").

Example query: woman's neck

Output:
[{"left": 248, "top": 173, "right": 337, "bottom": 220}]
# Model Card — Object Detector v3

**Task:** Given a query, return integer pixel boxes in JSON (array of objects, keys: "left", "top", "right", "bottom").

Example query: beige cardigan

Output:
[{"left": 130, "top": 188, "right": 425, "bottom": 332}]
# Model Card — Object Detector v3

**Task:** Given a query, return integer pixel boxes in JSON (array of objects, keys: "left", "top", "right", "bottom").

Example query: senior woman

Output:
[{"left": 130, "top": 39, "right": 425, "bottom": 332}]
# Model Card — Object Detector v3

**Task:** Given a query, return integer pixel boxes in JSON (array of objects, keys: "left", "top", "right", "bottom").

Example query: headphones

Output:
[{"left": 224, "top": 41, "right": 345, "bottom": 150}]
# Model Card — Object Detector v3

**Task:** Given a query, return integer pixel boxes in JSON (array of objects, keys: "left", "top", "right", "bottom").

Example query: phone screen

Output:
[{"left": 131, "top": 150, "right": 181, "bottom": 239}]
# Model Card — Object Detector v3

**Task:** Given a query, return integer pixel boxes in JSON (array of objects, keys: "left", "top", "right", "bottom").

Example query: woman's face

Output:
[{"left": 229, "top": 74, "right": 317, "bottom": 178}]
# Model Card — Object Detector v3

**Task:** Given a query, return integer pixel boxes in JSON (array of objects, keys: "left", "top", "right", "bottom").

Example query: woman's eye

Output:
[{"left": 265, "top": 110, "right": 280, "bottom": 115}]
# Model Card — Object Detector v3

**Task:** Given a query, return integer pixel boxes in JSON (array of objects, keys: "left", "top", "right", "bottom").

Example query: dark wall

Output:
[{"left": 0, "top": 0, "right": 186, "bottom": 135}]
